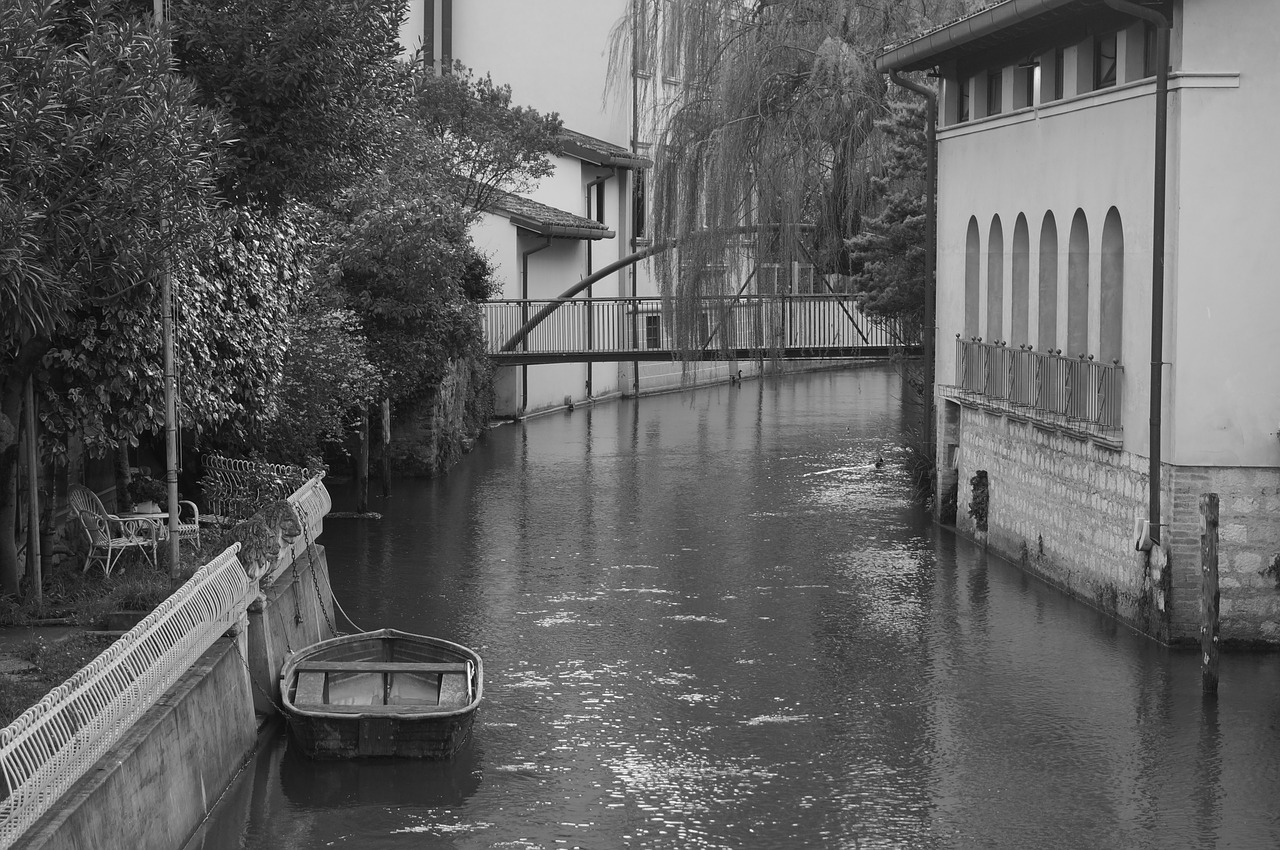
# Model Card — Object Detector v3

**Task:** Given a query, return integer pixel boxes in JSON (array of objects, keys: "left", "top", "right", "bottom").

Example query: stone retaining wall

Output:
[
  {"left": 944, "top": 397, "right": 1280, "bottom": 644},
  {"left": 14, "top": 634, "right": 257, "bottom": 850},
  {"left": 246, "top": 544, "right": 335, "bottom": 714},
  {"left": 14, "top": 542, "right": 336, "bottom": 848},
  {"left": 945, "top": 400, "right": 1155, "bottom": 633},
  {"left": 389, "top": 356, "right": 490, "bottom": 476}
]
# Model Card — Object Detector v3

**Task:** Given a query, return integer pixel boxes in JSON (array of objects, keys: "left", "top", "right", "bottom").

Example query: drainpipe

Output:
[
  {"left": 888, "top": 69, "right": 938, "bottom": 470},
  {"left": 520, "top": 236, "right": 553, "bottom": 415},
  {"left": 424, "top": 0, "right": 434, "bottom": 69},
  {"left": 1104, "top": 0, "right": 1170, "bottom": 545},
  {"left": 441, "top": 0, "right": 452, "bottom": 71},
  {"left": 585, "top": 170, "right": 616, "bottom": 399}
]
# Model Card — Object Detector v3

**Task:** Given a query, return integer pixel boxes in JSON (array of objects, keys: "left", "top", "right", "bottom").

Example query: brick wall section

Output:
[
  {"left": 945, "top": 399, "right": 1280, "bottom": 645},
  {"left": 1166, "top": 466, "right": 1280, "bottom": 645}
]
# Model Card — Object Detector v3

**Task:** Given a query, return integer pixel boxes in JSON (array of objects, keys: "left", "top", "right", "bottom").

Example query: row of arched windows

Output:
[{"left": 964, "top": 208, "right": 1124, "bottom": 363}]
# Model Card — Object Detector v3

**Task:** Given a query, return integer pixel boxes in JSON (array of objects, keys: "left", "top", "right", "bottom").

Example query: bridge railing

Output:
[
  {"left": 482, "top": 295, "right": 914, "bottom": 357},
  {"left": 0, "top": 545, "right": 257, "bottom": 845}
]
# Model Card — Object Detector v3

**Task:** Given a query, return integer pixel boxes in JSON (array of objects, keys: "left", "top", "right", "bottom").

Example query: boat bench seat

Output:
[
  {"left": 438, "top": 672, "right": 471, "bottom": 708},
  {"left": 295, "top": 671, "right": 327, "bottom": 705},
  {"left": 291, "top": 662, "right": 474, "bottom": 711}
]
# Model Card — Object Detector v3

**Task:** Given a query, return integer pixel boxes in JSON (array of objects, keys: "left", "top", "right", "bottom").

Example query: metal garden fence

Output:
[{"left": 0, "top": 545, "right": 256, "bottom": 846}]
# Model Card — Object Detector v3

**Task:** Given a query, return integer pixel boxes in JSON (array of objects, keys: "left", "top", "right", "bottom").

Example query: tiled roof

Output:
[
  {"left": 558, "top": 128, "right": 652, "bottom": 169},
  {"left": 490, "top": 190, "right": 616, "bottom": 240},
  {"left": 877, "top": 0, "right": 1114, "bottom": 73},
  {"left": 880, "top": 1, "right": 1007, "bottom": 55}
]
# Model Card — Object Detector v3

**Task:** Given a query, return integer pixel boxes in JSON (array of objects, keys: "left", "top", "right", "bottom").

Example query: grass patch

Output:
[
  {"left": 0, "top": 536, "right": 240, "bottom": 629},
  {"left": 0, "top": 632, "right": 119, "bottom": 728},
  {"left": 0, "top": 536, "right": 244, "bottom": 729},
  {"left": 0, "top": 565, "right": 177, "bottom": 630}
]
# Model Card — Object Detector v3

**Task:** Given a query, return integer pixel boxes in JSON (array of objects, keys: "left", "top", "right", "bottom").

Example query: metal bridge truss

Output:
[{"left": 483, "top": 295, "right": 920, "bottom": 366}]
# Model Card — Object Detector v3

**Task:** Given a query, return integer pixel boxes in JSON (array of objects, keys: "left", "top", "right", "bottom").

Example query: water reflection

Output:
[{"left": 189, "top": 366, "right": 1280, "bottom": 850}]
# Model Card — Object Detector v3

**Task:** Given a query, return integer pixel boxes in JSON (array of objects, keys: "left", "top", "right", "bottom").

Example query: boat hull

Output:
[{"left": 280, "top": 628, "right": 483, "bottom": 759}]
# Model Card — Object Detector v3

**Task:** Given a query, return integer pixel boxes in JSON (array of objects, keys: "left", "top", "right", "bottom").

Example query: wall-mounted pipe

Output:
[
  {"left": 520, "top": 236, "right": 553, "bottom": 415},
  {"left": 424, "top": 0, "right": 434, "bottom": 68},
  {"left": 585, "top": 170, "right": 616, "bottom": 398},
  {"left": 441, "top": 0, "right": 453, "bottom": 71},
  {"left": 888, "top": 69, "right": 938, "bottom": 470},
  {"left": 1103, "top": 0, "right": 1170, "bottom": 546}
]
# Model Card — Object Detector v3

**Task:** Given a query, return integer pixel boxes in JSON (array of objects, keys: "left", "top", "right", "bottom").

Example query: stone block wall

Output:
[
  {"left": 942, "top": 396, "right": 1280, "bottom": 645},
  {"left": 943, "top": 399, "right": 1156, "bottom": 633},
  {"left": 389, "top": 356, "right": 490, "bottom": 477}
]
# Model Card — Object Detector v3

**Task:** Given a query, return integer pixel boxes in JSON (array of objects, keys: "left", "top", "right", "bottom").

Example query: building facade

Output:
[
  {"left": 400, "top": 0, "right": 777, "bottom": 418},
  {"left": 880, "top": 0, "right": 1280, "bottom": 643},
  {"left": 399, "top": 1, "right": 851, "bottom": 418}
]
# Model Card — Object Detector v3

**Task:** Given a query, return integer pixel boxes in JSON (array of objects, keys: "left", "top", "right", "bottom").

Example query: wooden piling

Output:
[
  {"left": 356, "top": 404, "right": 370, "bottom": 514},
  {"left": 380, "top": 398, "right": 391, "bottom": 498},
  {"left": 1200, "top": 492, "right": 1219, "bottom": 694}
]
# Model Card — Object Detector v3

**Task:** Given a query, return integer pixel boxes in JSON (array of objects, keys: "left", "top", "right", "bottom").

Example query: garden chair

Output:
[
  {"left": 175, "top": 499, "right": 201, "bottom": 551},
  {"left": 68, "top": 484, "right": 158, "bottom": 576}
]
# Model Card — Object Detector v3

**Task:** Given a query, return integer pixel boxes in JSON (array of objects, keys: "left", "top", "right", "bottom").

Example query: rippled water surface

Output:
[{"left": 192, "top": 367, "right": 1280, "bottom": 849}]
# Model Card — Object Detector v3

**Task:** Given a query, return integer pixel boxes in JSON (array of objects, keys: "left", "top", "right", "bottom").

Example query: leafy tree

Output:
[
  {"left": 35, "top": 205, "right": 312, "bottom": 462},
  {"left": 0, "top": 0, "right": 226, "bottom": 594},
  {"left": 323, "top": 182, "right": 489, "bottom": 407},
  {"left": 846, "top": 97, "right": 928, "bottom": 326},
  {"left": 255, "top": 295, "right": 379, "bottom": 466},
  {"left": 165, "top": 0, "right": 408, "bottom": 208},
  {"left": 612, "top": 0, "right": 973, "bottom": 349},
  {"left": 402, "top": 61, "right": 563, "bottom": 219},
  {"left": 302, "top": 58, "right": 555, "bottom": 467}
]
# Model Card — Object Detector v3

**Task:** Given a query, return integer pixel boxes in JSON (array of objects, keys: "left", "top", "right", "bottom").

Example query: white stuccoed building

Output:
[
  {"left": 399, "top": 0, "right": 765, "bottom": 418},
  {"left": 879, "top": 0, "right": 1280, "bottom": 644}
]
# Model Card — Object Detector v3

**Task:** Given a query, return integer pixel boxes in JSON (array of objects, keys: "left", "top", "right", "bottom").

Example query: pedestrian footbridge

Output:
[{"left": 481, "top": 295, "right": 920, "bottom": 366}]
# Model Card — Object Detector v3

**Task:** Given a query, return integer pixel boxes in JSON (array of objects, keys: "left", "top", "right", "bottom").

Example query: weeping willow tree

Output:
[{"left": 610, "top": 0, "right": 974, "bottom": 356}]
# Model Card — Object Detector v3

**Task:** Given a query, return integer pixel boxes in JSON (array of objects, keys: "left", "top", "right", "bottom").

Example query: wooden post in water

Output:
[
  {"left": 24, "top": 378, "right": 41, "bottom": 606},
  {"left": 380, "top": 398, "right": 391, "bottom": 497},
  {"left": 356, "top": 404, "right": 370, "bottom": 514},
  {"left": 1200, "top": 492, "right": 1219, "bottom": 694}
]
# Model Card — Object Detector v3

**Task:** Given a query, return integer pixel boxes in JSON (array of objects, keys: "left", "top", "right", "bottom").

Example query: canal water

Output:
[{"left": 192, "top": 365, "right": 1280, "bottom": 850}]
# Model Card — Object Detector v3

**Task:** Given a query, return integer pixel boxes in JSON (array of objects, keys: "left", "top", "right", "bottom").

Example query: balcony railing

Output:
[{"left": 954, "top": 337, "right": 1123, "bottom": 431}]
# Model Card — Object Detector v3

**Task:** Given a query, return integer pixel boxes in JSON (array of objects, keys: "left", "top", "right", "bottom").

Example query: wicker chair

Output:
[{"left": 68, "top": 484, "right": 158, "bottom": 576}]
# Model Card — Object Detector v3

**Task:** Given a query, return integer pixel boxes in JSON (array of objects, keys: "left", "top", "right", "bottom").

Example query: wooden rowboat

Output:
[{"left": 280, "top": 628, "right": 483, "bottom": 759}]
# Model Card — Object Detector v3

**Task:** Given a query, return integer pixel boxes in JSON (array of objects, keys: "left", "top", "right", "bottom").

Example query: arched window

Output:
[
  {"left": 987, "top": 216, "right": 1004, "bottom": 341},
  {"left": 1011, "top": 214, "right": 1030, "bottom": 345},
  {"left": 1100, "top": 207, "right": 1123, "bottom": 363},
  {"left": 1067, "top": 210, "right": 1089, "bottom": 358},
  {"left": 965, "top": 217, "right": 980, "bottom": 338},
  {"left": 1038, "top": 212, "right": 1057, "bottom": 351}
]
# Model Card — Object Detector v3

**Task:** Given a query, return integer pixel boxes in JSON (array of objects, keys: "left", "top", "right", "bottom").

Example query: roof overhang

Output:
[
  {"left": 876, "top": 0, "right": 1162, "bottom": 74},
  {"left": 558, "top": 128, "right": 652, "bottom": 170},
  {"left": 490, "top": 191, "right": 615, "bottom": 241},
  {"left": 511, "top": 218, "right": 617, "bottom": 240}
]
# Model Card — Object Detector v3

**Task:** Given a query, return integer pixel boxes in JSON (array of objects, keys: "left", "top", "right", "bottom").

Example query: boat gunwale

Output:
[{"left": 280, "top": 628, "right": 484, "bottom": 721}]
